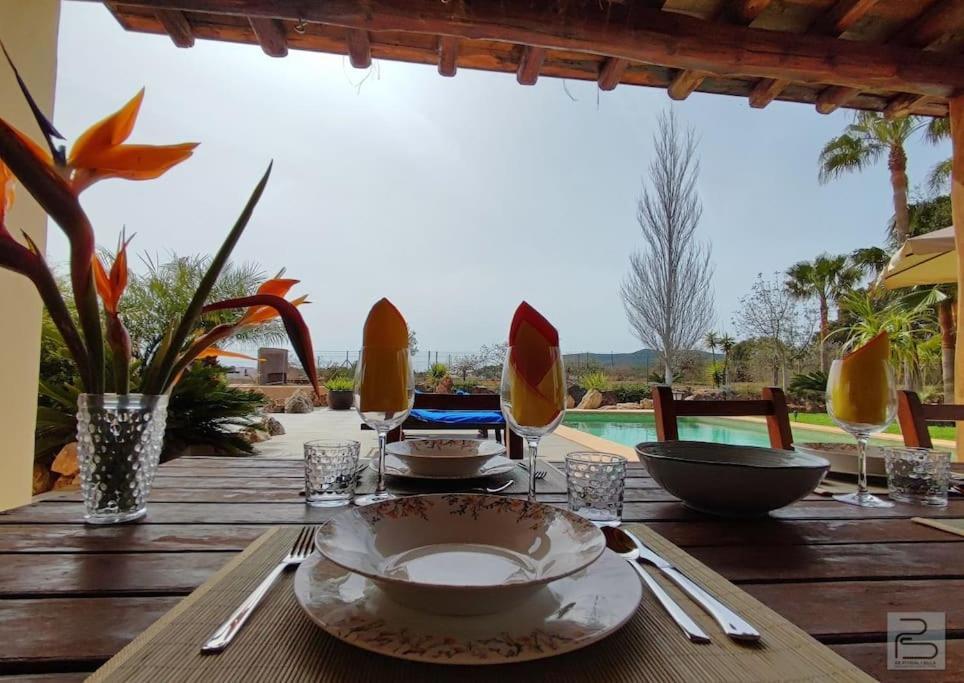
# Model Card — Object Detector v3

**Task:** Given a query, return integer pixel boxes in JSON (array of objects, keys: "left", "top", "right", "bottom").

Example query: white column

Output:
[{"left": 0, "top": 1, "right": 61, "bottom": 510}]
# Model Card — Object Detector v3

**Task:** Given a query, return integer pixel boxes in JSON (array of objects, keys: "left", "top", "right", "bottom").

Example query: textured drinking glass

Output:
[
  {"left": 566, "top": 452, "right": 627, "bottom": 522},
  {"left": 77, "top": 393, "right": 168, "bottom": 525},
  {"left": 354, "top": 347, "right": 414, "bottom": 506},
  {"left": 826, "top": 359, "right": 897, "bottom": 508},
  {"left": 304, "top": 440, "right": 361, "bottom": 507},
  {"left": 500, "top": 347, "right": 566, "bottom": 502},
  {"left": 884, "top": 448, "right": 951, "bottom": 507}
]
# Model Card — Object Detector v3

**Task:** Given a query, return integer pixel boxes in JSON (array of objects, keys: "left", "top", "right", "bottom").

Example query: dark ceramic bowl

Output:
[{"left": 636, "top": 441, "right": 830, "bottom": 517}]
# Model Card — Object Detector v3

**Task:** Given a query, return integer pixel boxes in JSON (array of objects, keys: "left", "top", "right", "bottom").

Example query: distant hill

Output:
[{"left": 564, "top": 349, "right": 712, "bottom": 370}]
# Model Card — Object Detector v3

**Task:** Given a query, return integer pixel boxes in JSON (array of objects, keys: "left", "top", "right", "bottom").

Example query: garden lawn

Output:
[{"left": 790, "top": 412, "right": 956, "bottom": 442}]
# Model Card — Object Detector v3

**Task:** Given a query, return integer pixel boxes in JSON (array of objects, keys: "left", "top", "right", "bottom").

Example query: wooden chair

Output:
[
  {"left": 363, "top": 393, "right": 523, "bottom": 458},
  {"left": 651, "top": 385, "right": 794, "bottom": 450},
  {"left": 897, "top": 390, "right": 961, "bottom": 448}
]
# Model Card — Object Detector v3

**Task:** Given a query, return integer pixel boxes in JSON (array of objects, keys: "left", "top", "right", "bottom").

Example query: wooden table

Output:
[{"left": 1, "top": 457, "right": 961, "bottom": 682}]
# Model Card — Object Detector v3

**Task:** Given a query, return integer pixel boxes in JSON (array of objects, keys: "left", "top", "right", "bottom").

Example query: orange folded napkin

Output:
[
  {"left": 507, "top": 302, "right": 564, "bottom": 428},
  {"left": 358, "top": 298, "right": 410, "bottom": 413},
  {"left": 831, "top": 331, "right": 890, "bottom": 425}
]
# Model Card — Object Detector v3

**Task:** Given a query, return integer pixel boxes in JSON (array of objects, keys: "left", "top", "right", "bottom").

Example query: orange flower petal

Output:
[
  {"left": 196, "top": 346, "right": 257, "bottom": 362},
  {"left": 71, "top": 142, "right": 198, "bottom": 191},
  {"left": 0, "top": 161, "right": 14, "bottom": 221},
  {"left": 68, "top": 89, "right": 145, "bottom": 167},
  {"left": 92, "top": 255, "right": 115, "bottom": 313},
  {"left": 242, "top": 306, "right": 281, "bottom": 326},
  {"left": 256, "top": 278, "right": 299, "bottom": 298}
]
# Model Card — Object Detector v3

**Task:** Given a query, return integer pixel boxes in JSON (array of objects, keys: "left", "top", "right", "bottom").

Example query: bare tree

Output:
[
  {"left": 620, "top": 110, "right": 715, "bottom": 385},
  {"left": 734, "top": 273, "right": 817, "bottom": 388}
]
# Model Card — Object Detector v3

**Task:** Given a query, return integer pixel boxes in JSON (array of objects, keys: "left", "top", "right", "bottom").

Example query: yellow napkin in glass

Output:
[
  {"left": 358, "top": 298, "right": 410, "bottom": 413},
  {"left": 831, "top": 331, "right": 890, "bottom": 425},
  {"left": 508, "top": 302, "right": 564, "bottom": 428}
]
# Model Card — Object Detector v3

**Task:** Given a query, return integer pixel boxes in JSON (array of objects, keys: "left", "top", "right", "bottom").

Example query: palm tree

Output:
[
  {"left": 850, "top": 246, "right": 890, "bottom": 284},
  {"left": 925, "top": 117, "right": 952, "bottom": 194},
  {"left": 704, "top": 331, "right": 719, "bottom": 363},
  {"left": 785, "top": 254, "right": 861, "bottom": 372},
  {"left": 719, "top": 334, "right": 735, "bottom": 386},
  {"left": 819, "top": 112, "right": 929, "bottom": 244}
]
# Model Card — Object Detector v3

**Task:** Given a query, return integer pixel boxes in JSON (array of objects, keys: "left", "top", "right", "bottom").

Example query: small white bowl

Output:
[
  {"left": 386, "top": 438, "right": 505, "bottom": 478},
  {"left": 314, "top": 494, "right": 605, "bottom": 615}
]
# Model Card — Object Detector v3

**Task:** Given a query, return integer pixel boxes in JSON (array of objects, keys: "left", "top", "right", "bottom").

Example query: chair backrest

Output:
[
  {"left": 412, "top": 393, "right": 501, "bottom": 410},
  {"left": 651, "top": 385, "right": 794, "bottom": 450},
  {"left": 897, "top": 390, "right": 963, "bottom": 449}
]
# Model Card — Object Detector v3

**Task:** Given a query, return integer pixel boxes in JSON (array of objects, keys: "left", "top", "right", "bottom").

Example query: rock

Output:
[
  {"left": 565, "top": 395, "right": 576, "bottom": 409},
  {"left": 32, "top": 463, "right": 53, "bottom": 495},
  {"left": 266, "top": 398, "right": 286, "bottom": 413},
  {"left": 436, "top": 376, "right": 454, "bottom": 394},
  {"left": 284, "top": 391, "right": 314, "bottom": 414},
  {"left": 640, "top": 398, "right": 654, "bottom": 410},
  {"left": 599, "top": 404, "right": 617, "bottom": 410},
  {"left": 51, "top": 442, "right": 79, "bottom": 477},
  {"left": 52, "top": 474, "right": 79, "bottom": 490},
  {"left": 616, "top": 402, "right": 639, "bottom": 410},
  {"left": 264, "top": 416, "right": 285, "bottom": 436},
  {"left": 576, "top": 389, "right": 603, "bottom": 410},
  {"left": 568, "top": 385, "right": 587, "bottom": 406},
  {"left": 600, "top": 390, "right": 618, "bottom": 407},
  {"left": 311, "top": 389, "right": 328, "bottom": 408},
  {"left": 242, "top": 427, "right": 269, "bottom": 444},
  {"left": 470, "top": 386, "right": 495, "bottom": 394}
]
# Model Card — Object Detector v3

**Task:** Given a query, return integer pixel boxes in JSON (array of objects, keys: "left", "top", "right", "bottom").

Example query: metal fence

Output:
[{"left": 314, "top": 351, "right": 482, "bottom": 373}]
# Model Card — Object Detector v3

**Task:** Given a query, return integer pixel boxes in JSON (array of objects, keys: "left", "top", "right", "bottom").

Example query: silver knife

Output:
[{"left": 623, "top": 528, "right": 761, "bottom": 642}]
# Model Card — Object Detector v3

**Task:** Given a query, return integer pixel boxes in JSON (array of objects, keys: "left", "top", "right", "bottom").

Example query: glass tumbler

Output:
[
  {"left": 566, "top": 452, "right": 627, "bottom": 522},
  {"left": 884, "top": 447, "right": 951, "bottom": 507},
  {"left": 304, "top": 440, "right": 361, "bottom": 507}
]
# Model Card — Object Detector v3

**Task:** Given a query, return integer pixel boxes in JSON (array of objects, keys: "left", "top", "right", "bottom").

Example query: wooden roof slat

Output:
[
  {"left": 815, "top": 84, "right": 860, "bottom": 114},
  {"left": 437, "top": 36, "right": 458, "bottom": 77},
  {"left": 516, "top": 45, "right": 546, "bottom": 85},
  {"left": 154, "top": 8, "right": 194, "bottom": 48},
  {"left": 346, "top": 28, "right": 371, "bottom": 68},
  {"left": 810, "top": 0, "right": 882, "bottom": 37},
  {"left": 248, "top": 16, "right": 287, "bottom": 57},
  {"left": 598, "top": 57, "right": 629, "bottom": 91},
  {"left": 668, "top": 68, "right": 710, "bottom": 100},
  {"left": 748, "top": 77, "right": 790, "bottom": 109},
  {"left": 889, "top": 0, "right": 964, "bottom": 50},
  {"left": 884, "top": 93, "right": 930, "bottom": 120}
]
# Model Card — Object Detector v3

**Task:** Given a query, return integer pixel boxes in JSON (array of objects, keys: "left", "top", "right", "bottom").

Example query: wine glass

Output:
[
  {"left": 500, "top": 346, "right": 566, "bottom": 502},
  {"left": 353, "top": 347, "right": 414, "bottom": 506},
  {"left": 825, "top": 358, "right": 897, "bottom": 508}
]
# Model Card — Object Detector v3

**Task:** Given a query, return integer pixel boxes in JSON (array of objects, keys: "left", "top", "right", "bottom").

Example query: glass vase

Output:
[{"left": 77, "top": 393, "right": 169, "bottom": 524}]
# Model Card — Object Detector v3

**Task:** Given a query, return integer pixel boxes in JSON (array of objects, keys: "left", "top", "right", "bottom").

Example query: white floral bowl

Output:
[
  {"left": 386, "top": 439, "right": 505, "bottom": 478},
  {"left": 314, "top": 494, "right": 605, "bottom": 615}
]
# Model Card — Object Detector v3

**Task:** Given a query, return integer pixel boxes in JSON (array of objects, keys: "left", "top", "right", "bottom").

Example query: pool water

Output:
[{"left": 564, "top": 412, "right": 891, "bottom": 450}]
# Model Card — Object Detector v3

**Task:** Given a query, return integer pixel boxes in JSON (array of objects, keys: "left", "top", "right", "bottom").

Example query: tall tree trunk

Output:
[
  {"left": 663, "top": 361, "right": 673, "bottom": 386},
  {"left": 889, "top": 144, "right": 911, "bottom": 243},
  {"left": 818, "top": 294, "right": 829, "bottom": 373},
  {"left": 939, "top": 298, "right": 956, "bottom": 403}
]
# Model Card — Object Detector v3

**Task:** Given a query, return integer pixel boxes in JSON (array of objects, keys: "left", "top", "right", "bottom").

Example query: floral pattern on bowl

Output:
[
  {"left": 314, "top": 493, "right": 604, "bottom": 615},
  {"left": 387, "top": 438, "right": 505, "bottom": 477}
]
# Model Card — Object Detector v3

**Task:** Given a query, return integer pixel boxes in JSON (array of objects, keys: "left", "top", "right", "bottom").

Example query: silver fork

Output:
[
  {"left": 201, "top": 526, "right": 315, "bottom": 653},
  {"left": 519, "top": 462, "right": 547, "bottom": 479}
]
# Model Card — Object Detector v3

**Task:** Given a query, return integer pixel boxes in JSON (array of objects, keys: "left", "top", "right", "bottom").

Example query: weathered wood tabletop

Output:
[{"left": 1, "top": 457, "right": 961, "bottom": 682}]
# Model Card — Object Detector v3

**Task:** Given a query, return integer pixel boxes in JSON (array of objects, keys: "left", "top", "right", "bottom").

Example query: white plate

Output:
[
  {"left": 793, "top": 442, "right": 888, "bottom": 480},
  {"left": 386, "top": 439, "right": 506, "bottom": 478},
  {"left": 372, "top": 453, "right": 517, "bottom": 480},
  {"left": 293, "top": 549, "right": 642, "bottom": 665}
]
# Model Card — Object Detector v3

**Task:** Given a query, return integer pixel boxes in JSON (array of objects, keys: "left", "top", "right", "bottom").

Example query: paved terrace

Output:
[{"left": 254, "top": 409, "right": 638, "bottom": 461}]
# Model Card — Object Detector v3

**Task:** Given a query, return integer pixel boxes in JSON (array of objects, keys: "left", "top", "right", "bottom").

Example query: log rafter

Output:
[
  {"left": 96, "top": 0, "right": 964, "bottom": 116},
  {"left": 437, "top": 35, "right": 458, "bottom": 77},
  {"left": 517, "top": 45, "right": 546, "bottom": 86},
  {"left": 154, "top": 8, "right": 194, "bottom": 48},
  {"left": 248, "top": 16, "right": 287, "bottom": 57},
  {"left": 346, "top": 28, "right": 371, "bottom": 68}
]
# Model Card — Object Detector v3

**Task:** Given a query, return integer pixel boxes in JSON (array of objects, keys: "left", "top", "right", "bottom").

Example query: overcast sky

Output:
[{"left": 48, "top": 3, "right": 951, "bottom": 359}]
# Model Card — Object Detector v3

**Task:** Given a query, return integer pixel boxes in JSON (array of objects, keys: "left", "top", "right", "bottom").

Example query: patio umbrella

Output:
[{"left": 883, "top": 226, "right": 955, "bottom": 289}]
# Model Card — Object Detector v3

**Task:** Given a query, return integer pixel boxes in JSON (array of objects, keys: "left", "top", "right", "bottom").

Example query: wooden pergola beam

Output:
[
  {"left": 154, "top": 8, "right": 194, "bottom": 47},
  {"left": 597, "top": 57, "right": 628, "bottom": 91},
  {"left": 668, "top": 69, "right": 708, "bottom": 101},
  {"left": 749, "top": 0, "right": 881, "bottom": 109},
  {"left": 437, "top": 36, "right": 458, "bottom": 77},
  {"left": 890, "top": 0, "right": 964, "bottom": 50},
  {"left": 516, "top": 45, "right": 546, "bottom": 86},
  {"left": 815, "top": 85, "right": 859, "bottom": 115},
  {"left": 884, "top": 94, "right": 929, "bottom": 120},
  {"left": 346, "top": 28, "right": 371, "bottom": 68},
  {"left": 99, "top": 0, "right": 964, "bottom": 98},
  {"left": 248, "top": 16, "right": 287, "bottom": 57}
]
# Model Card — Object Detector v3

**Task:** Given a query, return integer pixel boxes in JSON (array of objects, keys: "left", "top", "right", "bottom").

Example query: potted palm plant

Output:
[
  {"left": 325, "top": 376, "right": 354, "bottom": 410},
  {"left": 0, "top": 53, "right": 319, "bottom": 524}
]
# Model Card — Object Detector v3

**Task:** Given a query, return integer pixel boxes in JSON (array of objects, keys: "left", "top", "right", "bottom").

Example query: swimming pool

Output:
[{"left": 563, "top": 412, "right": 892, "bottom": 450}]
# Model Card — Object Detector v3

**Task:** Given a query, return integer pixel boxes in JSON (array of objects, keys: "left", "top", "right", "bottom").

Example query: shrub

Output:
[
  {"left": 789, "top": 370, "right": 828, "bottom": 399},
  {"left": 325, "top": 377, "right": 354, "bottom": 391},
  {"left": 579, "top": 370, "right": 611, "bottom": 392},
  {"left": 427, "top": 363, "right": 448, "bottom": 382},
  {"left": 614, "top": 383, "right": 652, "bottom": 403}
]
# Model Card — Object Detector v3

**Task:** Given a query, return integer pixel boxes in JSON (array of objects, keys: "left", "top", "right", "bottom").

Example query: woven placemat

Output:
[
  {"left": 912, "top": 517, "right": 964, "bottom": 537},
  {"left": 355, "top": 458, "right": 567, "bottom": 495},
  {"left": 89, "top": 525, "right": 871, "bottom": 683}
]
